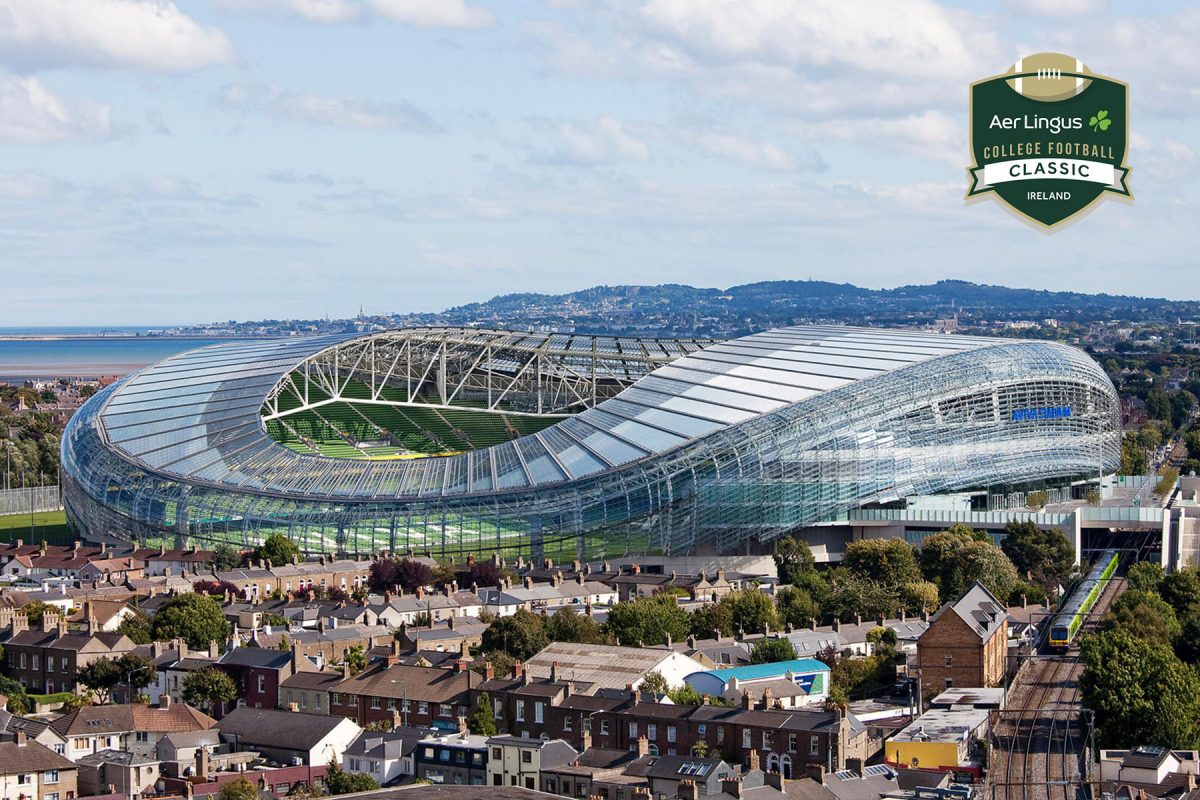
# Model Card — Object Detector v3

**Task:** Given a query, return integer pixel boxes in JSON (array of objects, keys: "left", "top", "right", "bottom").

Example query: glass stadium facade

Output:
[{"left": 61, "top": 326, "right": 1122, "bottom": 560}]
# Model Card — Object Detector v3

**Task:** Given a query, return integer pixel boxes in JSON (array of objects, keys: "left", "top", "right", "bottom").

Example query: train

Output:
[{"left": 1047, "top": 549, "right": 1119, "bottom": 650}]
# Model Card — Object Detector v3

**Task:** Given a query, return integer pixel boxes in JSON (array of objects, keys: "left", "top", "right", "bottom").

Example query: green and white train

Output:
[{"left": 1047, "top": 549, "right": 1119, "bottom": 649}]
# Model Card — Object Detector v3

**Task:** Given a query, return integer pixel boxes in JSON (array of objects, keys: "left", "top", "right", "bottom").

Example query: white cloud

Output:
[
  {"left": 1005, "top": 0, "right": 1106, "bottom": 17},
  {"left": 215, "top": 0, "right": 495, "bottom": 28},
  {"left": 799, "top": 109, "right": 963, "bottom": 168},
  {"left": 538, "top": 115, "right": 651, "bottom": 164},
  {"left": 220, "top": 83, "right": 441, "bottom": 132},
  {"left": 687, "top": 130, "right": 821, "bottom": 172},
  {"left": 0, "top": 0, "right": 236, "bottom": 71},
  {"left": 637, "top": 0, "right": 980, "bottom": 78},
  {"left": 0, "top": 75, "right": 111, "bottom": 143},
  {"left": 368, "top": 0, "right": 494, "bottom": 28}
]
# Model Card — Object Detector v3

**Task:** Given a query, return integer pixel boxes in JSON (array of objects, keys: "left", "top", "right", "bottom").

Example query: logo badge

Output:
[{"left": 967, "top": 53, "right": 1132, "bottom": 230}]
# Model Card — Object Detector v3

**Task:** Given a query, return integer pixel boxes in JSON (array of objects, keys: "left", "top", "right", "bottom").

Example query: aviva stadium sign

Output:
[
  {"left": 1011, "top": 406, "right": 1072, "bottom": 422},
  {"left": 967, "top": 52, "right": 1131, "bottom": 230}
]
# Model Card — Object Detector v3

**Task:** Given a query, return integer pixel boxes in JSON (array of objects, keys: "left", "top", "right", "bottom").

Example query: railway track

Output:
[{"left": 990, "top": 577, "right": 1125, "bottom": 800}]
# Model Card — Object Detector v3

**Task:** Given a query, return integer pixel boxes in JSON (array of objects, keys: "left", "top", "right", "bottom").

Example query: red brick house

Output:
[{"left": 916, "top": 581, "right": 1008, "bottom": 699}]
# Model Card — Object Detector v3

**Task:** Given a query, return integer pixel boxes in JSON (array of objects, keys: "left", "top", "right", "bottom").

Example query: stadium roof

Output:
[{"left": 94, "top": 326, "right": 997, "bottom": 502}]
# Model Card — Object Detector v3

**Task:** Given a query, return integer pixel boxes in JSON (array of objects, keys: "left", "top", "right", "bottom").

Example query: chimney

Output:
[
  {"left": 209, "top": 640, "right": 219, "bottom": 659},
  {"left": 761, "top": 686, "right": 773, "bottom": 710},
  {"left": 764, "top": 772, "right": 785, "bottom": 791},
  {"left": 458, "top": 715, "right": 469, "bottom": 738},
  {"left": 921, "top": 608, "right": 930, "bottom": 623},
  {"left": 196, "top": 747, "right": 211, "bottom": 780},
  {"left": 631, "top": 564, "right": 641, "bottom": 575},
  {"left": 551, "top": 661, "right": 560, "bottom": 683},
  {"left": 854, "top": 613, "right": 861, "bottom": 626},
  {"left": 160, "top": 694, "right": 172, "bottom": 709},
  {"left": 900, "top": 609, "right": 907, "bottom": 622},
  {"left": 455, "top": 658, "right": 469, "bottom": 674},
  {"left": 15, "top": 730, "right": 26, "bottom": 747},
  {"left": 581, "top": 727, "right": 592, "bottom": 752},
  {"left": 343, "top": 661, "right": 351, "bottom": 679},
  {"left": 523, "top": 576, "right": 534, "bottom": 590},
  {"left": 831, "top": 618, "right": 841, "bottom": 633},
  {"left": 664, "top": 632, "right": 672, "bottom": 648},
  {"left": 741, "top": 690, "right": 752, "bottom": 710},
  {"left": 1021, "top": 593, "right": 1028, "bottom": 609},
  {"left": 289, "top": 702, "right": 299, "bottom": 712},
  {"left": 678, "top": 780, "right": 698, "bottom": 800},
  {"left": 805, "top": 765, "right": 826, "bottom": 785},
  {"left": 845, "top": 757, "right": 863, "bottom": 776},
  {"left": 636, "top": 735, "right": 649, "bottom": 757},
  {"left": 720, "top": 778, "right": 743, "bottom": 799},
  {"left": 484, "top": 661, "right": 495, "bottom": 681},
  {"left": 11, "top": 611, "right": 29, "bottom": 635}
]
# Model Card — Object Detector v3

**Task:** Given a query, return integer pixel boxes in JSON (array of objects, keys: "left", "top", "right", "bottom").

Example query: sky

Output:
[{"left": 1, "top": 0, "right": 1198, "bottom": 325}]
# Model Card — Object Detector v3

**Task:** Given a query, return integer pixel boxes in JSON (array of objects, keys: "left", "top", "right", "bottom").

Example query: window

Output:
[
  {"left": 418, "top": 702, "right": 429, "bottom": 715},
  {"left": 742, "top": 730, "right": 751, "bottom": 748},
  {"left": 440, "top": 704, "right": 452, "bottom": 717},
  {"left": 600, "top": 720, "right": 609, "bottom": 735},
  {"left": 492, "top": 748, "right": 502, "bottom": 759},
  {"left": 18, "top": 653, "right": 25, "bottom": 669},
  {"left": 331, "top": 693, "right": 341, "bottom": 705},
  {"left": 370, "top": 761, "right": 380, "bottom": 773},
  {"left": 287, "top": 691, "right": 294, "bottom": 704},
  {"left": 257, "top": 674, "right": 266, "bottom": 693},
  {"left": 314, "top": 695, "right": 322, "bottom": 710},
  {"left": 945, "top": 678, "right": 954, "bottom": 689},
  {"left": 697, "top": 724, "right": 706, "bottom": 736},
  {"left": 46, "top": 794, "right": 59, "bottom": 800},
  {"left": 647, "top": 724, "right": 656, "bottom": 740},
  {"left": 564, "top": 716, "right": 573, "bottom": 732},
  {"left": 136, "top": 732, "right": 149, "bottom": 743},
  {"left": 47, "top": 657, "right": 54, "bottom": 672},
  {"left": 763, "top": 731, "right": 772, "bottom": 751},
  {"left": 53, "top": 744, "right": 65, "bottom": 755},
  {"left": 629, "top": 722, "right": 638, "bottom": 739},
  {"left": 494, "top": 698, "right": 503, "bottom": 719},
  {"left": 788, "top": 734, "right": 797, "bottom": 752},
  {"left": 17, "top": 774, "right": 31, "bottom": 785},
  {"left": 516, "top": 701, "right": 526, "bottom": 722},
  {"left": 522, "top": 751, "right": 532, "bottom": 764},
  {"left": 350, "top": 759, "right": 361, "bottom": 771},
  {"left": 371, "top": 697, "right": 381, "bottom": 710},
  {"left": 717, "top": 727, "right": 724, "bottom": 745},
  {"left": 32, "top": 655, "right": 39, "bottom": 670},
  {"left": 809, "top": 736, "right": 820, "bottom": 757},
  {"left": 667, "top": 726, "right": 676, "bottom": 743},
  {"left": 535, "top": 702, "right": 544, "bottom": 724},
  {"left": 61, "top": 657, "right": 68, "bottom": 671},
  {"left": 387, "top": 699, "right": 396, "bottom": 711},
  {"left": 944, "top": 654, "right": 953, "bottom": 667}
]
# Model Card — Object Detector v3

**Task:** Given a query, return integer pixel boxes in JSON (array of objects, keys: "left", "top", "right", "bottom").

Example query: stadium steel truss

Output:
[{"left": 61, "top": 326, "right": 1122, "bottom": 560}]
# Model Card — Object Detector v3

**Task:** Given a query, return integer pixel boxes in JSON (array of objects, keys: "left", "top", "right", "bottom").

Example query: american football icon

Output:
[{"left": 1005, "top": 52, "right": 1092, "bottom": 101}]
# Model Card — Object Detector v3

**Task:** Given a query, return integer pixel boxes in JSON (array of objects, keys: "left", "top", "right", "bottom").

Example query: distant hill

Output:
[{"left": 419, "top": 279, "right": 1195, "bottom": 337}]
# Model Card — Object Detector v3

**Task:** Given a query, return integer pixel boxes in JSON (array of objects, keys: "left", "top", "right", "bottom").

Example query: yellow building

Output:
[{"left": 885, "top": 706, "right": 990, "bottom": 780}]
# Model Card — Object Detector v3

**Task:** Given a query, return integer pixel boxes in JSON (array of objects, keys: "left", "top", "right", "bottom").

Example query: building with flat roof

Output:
[
  {"left": 684, "top": 659, "right": 830, "bottom": 707},
  {"left": 884, "top": 707, "right": 990, "bottom": 780}
]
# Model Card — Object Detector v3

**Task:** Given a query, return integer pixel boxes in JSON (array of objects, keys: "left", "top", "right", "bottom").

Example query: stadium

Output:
[{"left": 61, "top": 326, "right": 1122, "bottom": 560}]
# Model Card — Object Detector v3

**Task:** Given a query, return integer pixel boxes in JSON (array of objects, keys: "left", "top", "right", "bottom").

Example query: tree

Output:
[
  {"left": 326, "top": 762, "right": 380, "bottom": 795},
  {"left": 639, "top": 670, "right": 670, "bottom": 694},
  {"left": 77, "top": 659, "right": 121, "bottom": 704},
  {"left": 901, "top": 581, "right": 939, "bottom": 612},
  {"left": 219, "top": 777, "right": 260, "bottom": 800},
  {"left": 545, "top": 607, "right": 609, "bottom": 644},
  {"left": 690, "top": 600, "right": 734, "bottom": 638},
  {"left": 20, "top": 600, "right": 53, "bottom": 627},
  {"left": 1104, "top": 589, "right": 1181, "bottom": 647},
  {"left": 1025, "top": 490, "right": 1049, "bottom": 511},
  {"left": 0, "top": 676, "right": 29, "bottom": 714},
  {"left": 1127, "top": 562, "right": 1165, "bottom": 594},
  {"left": 193, "top": 579, "right": 240, "bottom": 597},
  {"left": 748, "top": 638, "right": 797, "bottom": 664},
  {"left": 723, "top": 590, "right": 779, "bottom": 636},
  {"left": 183, "top": 667, "right": 238, "bottom": 715},
  {"left": 604, "top": 594, "right": 690, "bottom": 647},
  {"left": 1081, "top": 628, "right": 1200, "bottom": 748},
  {"left": 116, "top": 611, "right": 152, "bottom": 645},
  {"left": 669, "top": 684, "right": 706, "bottom": 706},
  {"left": 1121, "top": 434, "right": 1149, "bottom": 475},
  {"left": 150, "top": 593, "right": 230, "bottom": 650},
  {"left": 466, "top": 561, "right": 507, "bottom": 589},
  {"left": 469, "top": 692, "right": 498, "bottom": 736},
  {"left": 773, "top": 535, "right": 816, "bottom": 586},
  {"left": 956, "top": 540, "right": 1019, "bottom": 605},
  {"left": 866, "top": 626, "right": 898, "bottom": 647},
  {"left": 252, "top": 533, "right": 300, "bottom": 567},
  {"left": 1000, "top": 521, "right": 1074, "bottom": 596},
  {"left": 211, "top": 543, "right": 244, "bottom": 571},
  {"left": 481, "top": 609, "right": 549, "bottom": 661},
  {"left": 1156, "top": 467, "right": 1180, "bottom": 498},
  {"left": 843, "top": 538, "right": 920, "bottom": 588},
  {"left": 112, "top": 652, "right": 158, "bottom": 700},
  {"left": 1159, "top": 567, "right": 1200, "bottom": 618},
  {"left": 824, "top": 573, "right": 901, "bottom": 622},
  {"left": 368, "top": 558, "right": 433, "bottom": 594},
  {"left": 343, "top": 646, "right": 368, "bottom": 675},
  {"left": 776, "top": 586, "right": 819, "bottom": 629}
]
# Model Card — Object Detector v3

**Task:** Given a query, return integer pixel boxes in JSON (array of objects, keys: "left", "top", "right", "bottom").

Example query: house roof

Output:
[
  {"left": 0, "top": 740, "right": 76, "bottom": 774},
  {"left": 50, "top": 703, "right": 216, "bottom": 737},
  {"left": 218, "top": 647, "right": 293, "bottom": 670},
  {"left": 929, "top": 581, "right": 1007, "bottom": 641},
  {"left": 525, "top": 642, "right": 677, "bottom": 689},
  {"left": 216, "top": 706, "right": 354, "bottom": 752},
  {"left": 345, "top": 728, "right": 427, "bottom": 759},
  {"left": 333, "top": 663, "right": 478, "bottom": 702},
  {"left": 78, "top": 748, "right": 159, "bottom": 767},
  {"left": 695, "top": 659, "right": 829, "bottom": 684}
]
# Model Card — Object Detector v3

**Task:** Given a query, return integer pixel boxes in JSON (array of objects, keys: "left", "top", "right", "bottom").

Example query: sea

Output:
[{"left": 0, "top": 326, "right": 267, "bottom": 381}]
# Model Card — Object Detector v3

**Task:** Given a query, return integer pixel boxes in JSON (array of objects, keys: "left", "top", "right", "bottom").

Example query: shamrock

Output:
[{"left": 1089, "top": 110, "right": 1111, "bottom": 132}]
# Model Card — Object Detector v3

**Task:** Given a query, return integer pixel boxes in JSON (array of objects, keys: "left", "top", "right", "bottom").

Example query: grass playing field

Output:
[{"left": 0, "top": 509, "right": 74, "bottom": 544}]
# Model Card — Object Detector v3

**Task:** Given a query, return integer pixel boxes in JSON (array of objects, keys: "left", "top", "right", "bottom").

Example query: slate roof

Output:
[
  {"left": 930, "top": 581, "right": 1007, "bottom": 641},
  {"left": 0, "top": 739, "right": 76, "bottom": 774},
  {"left": 216, "top": 706, "right": 353, "bottom": 751},
  {"left": 525, "top": 642, "right": 678, "bottom": 689}
]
